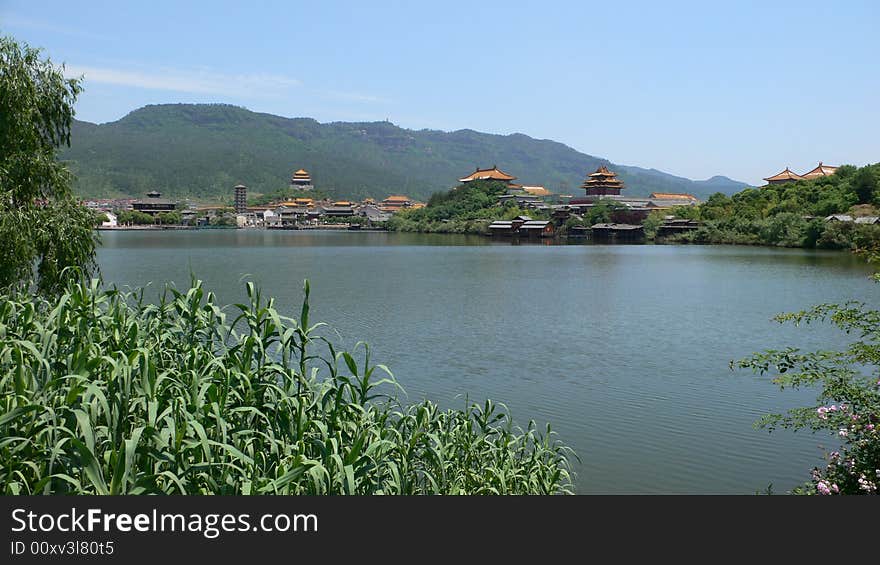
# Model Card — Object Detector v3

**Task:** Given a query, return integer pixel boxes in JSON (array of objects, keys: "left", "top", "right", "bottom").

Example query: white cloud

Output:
[
  {"left": 2, "top": 15, "right": 117, "bottom": 41},
  {"left": 325, "top": 90, "right": 392, "bottom": 104},
  {"left": 63, "top": 64, "right": 302, "bottom": 98}
]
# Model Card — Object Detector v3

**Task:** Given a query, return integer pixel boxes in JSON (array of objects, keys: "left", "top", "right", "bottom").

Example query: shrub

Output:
[
  {"left": 735, "top": 302, "right": 880, "bottom": 494},
  {"left": 0, "top": 279, "right": 574, "bottom": 495}
]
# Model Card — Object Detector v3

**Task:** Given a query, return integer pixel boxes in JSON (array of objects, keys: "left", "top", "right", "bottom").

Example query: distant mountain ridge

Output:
[{"left": 62, "top": 103, "right": 748, "bottom": 202}]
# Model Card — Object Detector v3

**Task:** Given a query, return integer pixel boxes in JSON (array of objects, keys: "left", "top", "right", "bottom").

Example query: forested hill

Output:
[{"left": 62, "top": 103, "right": 747, "bottom": 202}]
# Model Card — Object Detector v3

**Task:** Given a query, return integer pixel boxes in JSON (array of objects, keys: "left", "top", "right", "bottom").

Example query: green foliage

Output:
[
  {"left": 672, "top": 164, "right": 880, "bottom": 250},
  {"left": 583, "top": 200, "right": 624, "bottom": 225},
  {"left": 734, "top": 302, "right": 880, "bottom": 495},
  {"left": 210, "top": 214, "right": 237, "bottom": 227},
  {"left": 155, "top": 211, "right": 181, "bottom": 225},
  {"left": 641, "top": 210, "right": 666, "bottom": 238},
  {"left": 117, "top": 210, "right": 154, "bottom": 225},
  {"left": 853, "top": 167, "right": 880, "bottom": 205},
  {"left": 61, "top": 103, "right": 745, "bottom": 202},
  {"left": 0, "top": 36, "right": 98, "bottom": 294},
  {"left": 388, "top": 180, "right": 546, "bottom": 234},
  {"left": 0, "top": 278, "right": 574, "bottom": 494}
]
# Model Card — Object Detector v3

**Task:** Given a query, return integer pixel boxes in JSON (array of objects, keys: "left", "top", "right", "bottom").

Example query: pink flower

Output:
[
  {"left": 839, "top": 429, "right": 848, "bottom": 437},
  {"left": 831, "top": 484, "right": 839, "bottom": 493},
  {"left": 867, "top": 424, "right": 875, "bottom": 431},
  {"left": 817, "top": 481, "right": 831, "bottom": 495}
]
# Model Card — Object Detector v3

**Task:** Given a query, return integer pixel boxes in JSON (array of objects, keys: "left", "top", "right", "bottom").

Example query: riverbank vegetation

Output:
[
  {"left": 666, "top": 164, "right": 880, "bottom": 251},
  {"left": 0, "top": 37, "right": 97, "bottom": 294},
  {"left": 0, "top": 278, "right": 574, "bottom": 495},
  {"left": 736, "top": 296, "right": 880, "bottom": 495},
  {"left": 388, "top": 180, "right": 546, "bottom": 233}
]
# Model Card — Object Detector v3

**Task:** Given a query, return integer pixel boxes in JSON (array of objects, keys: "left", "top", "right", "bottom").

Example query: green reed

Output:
[{"left": 0, "top": 278, "right": 574, "bottom": 494}]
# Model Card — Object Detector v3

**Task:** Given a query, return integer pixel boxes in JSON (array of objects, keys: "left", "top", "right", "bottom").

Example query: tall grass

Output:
[{"left": 0, "top": 278, "right": 574, "bottom": 494}]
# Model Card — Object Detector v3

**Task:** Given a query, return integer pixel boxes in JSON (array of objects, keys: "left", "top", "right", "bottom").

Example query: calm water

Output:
[{"left": 96, "top": 230, "right": 877, "bottom": 494}]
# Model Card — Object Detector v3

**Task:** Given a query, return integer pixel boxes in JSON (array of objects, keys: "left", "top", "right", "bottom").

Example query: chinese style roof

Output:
[
  {"left": 459, "top": 165, "right": 517, "bottom": 183},
  {"left": 763, "top": 167, "right": 806, "bottom": 182},
  {"left": 801, "top": 162, "right": 838, "bottom": 179},
  {"left": 649, "top": 192, "right": 698, "bottom": 201}
]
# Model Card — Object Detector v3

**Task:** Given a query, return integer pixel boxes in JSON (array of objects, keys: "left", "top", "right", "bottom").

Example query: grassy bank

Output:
[{"left": 0, "top": 278, "right": 574, "bottom": 495}]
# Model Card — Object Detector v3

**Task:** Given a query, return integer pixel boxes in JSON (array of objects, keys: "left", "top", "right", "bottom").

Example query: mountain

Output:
[{"left": 62, "top": 104, "right": 748, "bottom": 202}]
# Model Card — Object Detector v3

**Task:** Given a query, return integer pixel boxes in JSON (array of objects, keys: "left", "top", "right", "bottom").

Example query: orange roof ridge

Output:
[
  {"left": 650, "top": 192, "right": 698, "bottom": 200},
  {"left": 763, "top": 167, "right": 806, "bottom": 182},
  {"left": 458, "top": 165, "right": 517, "bottom": 183}
]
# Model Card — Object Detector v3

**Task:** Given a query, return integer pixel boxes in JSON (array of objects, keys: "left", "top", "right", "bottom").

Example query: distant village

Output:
[
  {"left": 86, "top": 159, "right": 856, "bottom": 240},
  {"left": 86, "top": 167, "right": 426, "bottom": 230}
]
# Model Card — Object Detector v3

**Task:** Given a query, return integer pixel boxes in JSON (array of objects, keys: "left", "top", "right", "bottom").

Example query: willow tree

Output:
[{"left": 0, "top": 35, "right": 97, "bottom": 294}]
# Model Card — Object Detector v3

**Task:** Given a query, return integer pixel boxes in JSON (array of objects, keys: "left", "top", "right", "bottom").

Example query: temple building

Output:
[
  {"left": 581, "top": 166, "right": 625, "bottom": 196},
  {"left": 763, "top": 167, "right": 806, "bottom": 185},
  {"left": 381, "top": 195, "right": 413, "bottom": 211},
  {"left": 290, "top": 168, "right": 314, "bottom": 190},
  {"left": 459, "top": 165, "right": 519, "bottom": 188},
  {"left": 801, "top": 162, "right": 839, "bottom": 180},
  {"left": 132, "top": 191, "right": 177, "bottom": 216}
]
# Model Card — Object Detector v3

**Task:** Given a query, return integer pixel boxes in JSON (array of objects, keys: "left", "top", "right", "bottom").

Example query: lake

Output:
[{"left": 96, "top": 229, "right": 877, "bottom": 493}]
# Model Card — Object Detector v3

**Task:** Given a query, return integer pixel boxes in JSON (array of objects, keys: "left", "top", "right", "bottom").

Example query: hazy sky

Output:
[{"left": 2, "top": 0, "right": 877, "bottom": 185}]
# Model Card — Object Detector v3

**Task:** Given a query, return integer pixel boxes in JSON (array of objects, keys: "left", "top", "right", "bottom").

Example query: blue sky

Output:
[{"left": 2, "top": 0, "right": 877, "bottom": 185}]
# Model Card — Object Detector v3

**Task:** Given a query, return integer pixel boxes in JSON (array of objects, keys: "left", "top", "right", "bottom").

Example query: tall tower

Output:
[
  {"left": 581, "top": 166, "right": 624, "bottom": 197},
  {"left": 234, "top": 184, "right": 247, "bottom": 214}
]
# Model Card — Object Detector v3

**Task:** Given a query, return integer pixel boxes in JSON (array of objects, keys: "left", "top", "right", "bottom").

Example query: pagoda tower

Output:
[
  {"left": 290, "top": 168, "right": 314, "bottom": 190},
  {"left": 581, "top": 166, "right": 624, "bottom": 196}
]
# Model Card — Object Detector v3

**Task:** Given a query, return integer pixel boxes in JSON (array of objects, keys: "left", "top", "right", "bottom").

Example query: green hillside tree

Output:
[{"left": 0, "top": 36, "right": 97, "bottom": 293}]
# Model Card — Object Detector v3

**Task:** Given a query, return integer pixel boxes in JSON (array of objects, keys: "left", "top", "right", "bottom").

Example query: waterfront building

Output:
[
  {"left": 591, "top": 223, "right": 645, "bottom": 242},
  {"left": 290, "top": 168, "right": 314, "bottom": 190},
  {"left": 132, "top": 191, "right": 177, "bottom": 216},
  {"left": 656, "top": 218, "right": 701, "bottom": 238},
  {"left": 801, "top": 162, "right": 839, "bottom": 180},
  {"left": 763, "top": 167, "right": 806, "bottom": 185},
  {"left": 581, "top": 166, "right": 625, "bottom": 197},
  {"left": 519, "top": 220, "right": 555, "bottom": 238},
  {"left": 320, "top": 205, "right": 355, "bottom": 217},
  {"left": 234, "top": 184, "right": 247, "bottom": 214}
]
